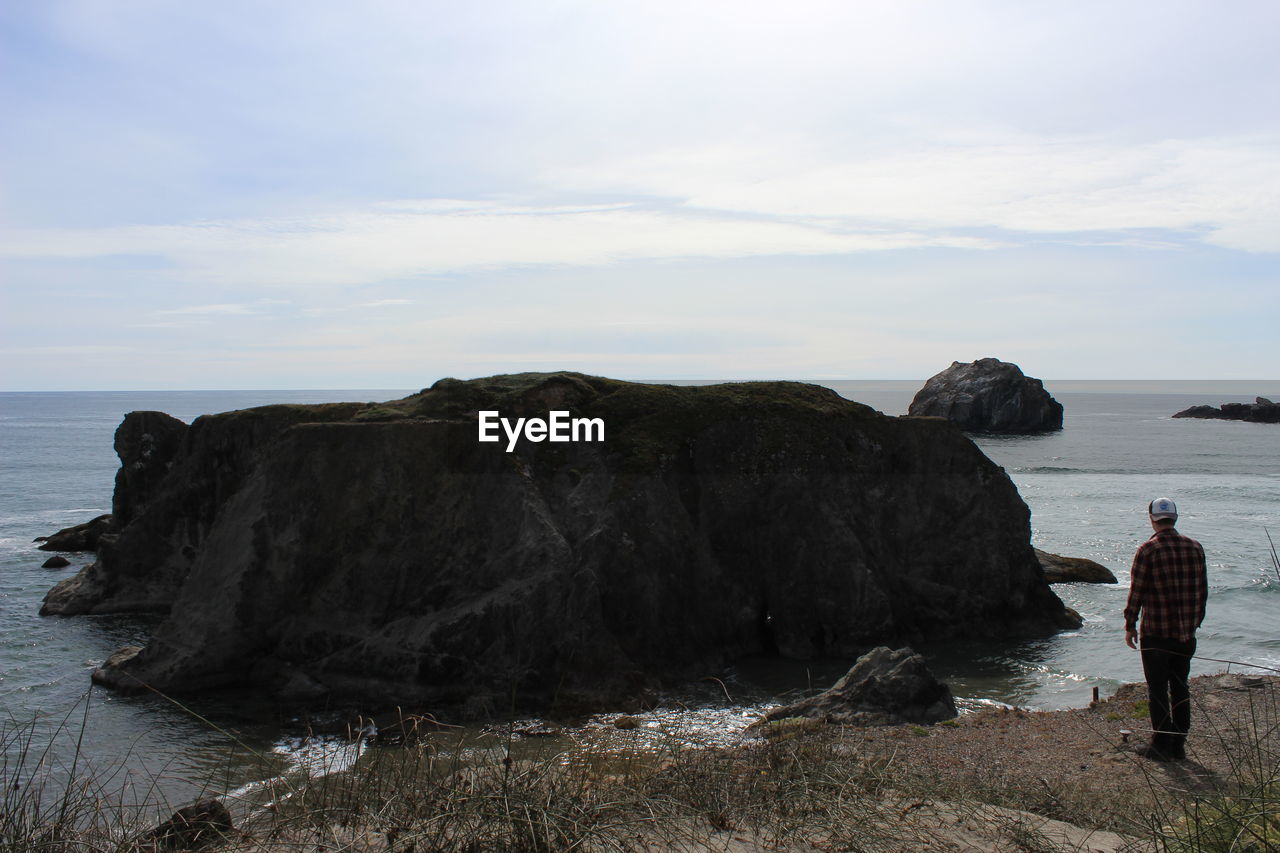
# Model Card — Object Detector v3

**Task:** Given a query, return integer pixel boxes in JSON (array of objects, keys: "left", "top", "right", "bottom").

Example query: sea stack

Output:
[
  {"left": 1172, "top": 397, "right": 1280, "bottom": 424},
  {"left": 44, "top": 372, "right": 1079, "bottom": 713},
  {"left": 908, "top": 358, "right": 1063, "bottom": 433}
]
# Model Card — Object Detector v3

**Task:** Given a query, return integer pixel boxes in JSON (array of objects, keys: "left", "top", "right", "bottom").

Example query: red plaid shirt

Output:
[{"left": 1123, "top": 528, "right": 1207, "bottom": 642}]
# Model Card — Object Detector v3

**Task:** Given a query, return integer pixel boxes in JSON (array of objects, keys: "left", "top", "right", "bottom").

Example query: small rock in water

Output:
[
  {"left": 41, "top": 556, "right": 71, "bottom": 569},
  {"left": 1034, "top": 549, "right": 1117, "bottom": 584},
  {"left": 90, "top": 646, "right": 145, "bottom": 691}
]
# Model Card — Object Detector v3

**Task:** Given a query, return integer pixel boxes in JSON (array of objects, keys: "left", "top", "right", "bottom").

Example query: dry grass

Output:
[{"left": 5, "top": 674, "right": 1278, "bottom": 852}]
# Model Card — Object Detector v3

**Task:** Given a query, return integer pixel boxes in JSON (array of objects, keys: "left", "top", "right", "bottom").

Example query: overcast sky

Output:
[{"left": 1, "top": 1, "right": 1277, "bottom": 389}]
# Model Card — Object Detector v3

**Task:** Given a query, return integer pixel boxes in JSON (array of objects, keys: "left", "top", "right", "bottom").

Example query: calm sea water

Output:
[{"left": 2, "top": 382, "right": 1278, "bottom": 807}]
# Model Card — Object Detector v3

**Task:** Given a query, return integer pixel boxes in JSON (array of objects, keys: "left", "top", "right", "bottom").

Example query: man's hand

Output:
[{"left": 1125, "top": 628, "right": 1138, "bottom": 650}]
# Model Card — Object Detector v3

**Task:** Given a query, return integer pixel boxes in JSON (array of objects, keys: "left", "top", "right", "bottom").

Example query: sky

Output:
[{"left": 1, "top": 1, "right": 1277, "bottom": 390}]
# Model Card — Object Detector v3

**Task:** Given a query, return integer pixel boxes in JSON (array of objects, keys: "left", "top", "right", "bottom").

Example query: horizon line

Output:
[{"left": 3, "top": 378, "right": 1280, "bottom": 394}]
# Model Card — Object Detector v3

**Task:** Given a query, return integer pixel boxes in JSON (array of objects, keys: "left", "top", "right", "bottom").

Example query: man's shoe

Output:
[{"left": 1135, "top": 742, "right": 1172, "bottom": 762}]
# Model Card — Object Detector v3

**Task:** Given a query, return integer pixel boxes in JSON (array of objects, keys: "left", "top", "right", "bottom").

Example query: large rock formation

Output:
[
  {"left": 1172, "top": 397, "right": 1280, "bottom": 424},
  {"left": 44, "top": 373, "right": 1077, "bottom": 712},
  {"left": 755, "top": 646, "right": 957, "bottom": 727},
  {"left": 908, "top": 358, "right": 1063, "bottom": 433}
]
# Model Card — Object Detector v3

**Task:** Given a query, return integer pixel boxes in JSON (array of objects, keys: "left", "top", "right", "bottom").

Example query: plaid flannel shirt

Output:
[{"left": 1123, "top": 528, "right": 1207, "bottom": 642}]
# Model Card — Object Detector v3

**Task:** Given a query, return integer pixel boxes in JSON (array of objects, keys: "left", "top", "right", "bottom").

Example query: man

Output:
[{"left": 1123, "top": 497, "right": 1208, "bottom": 761}]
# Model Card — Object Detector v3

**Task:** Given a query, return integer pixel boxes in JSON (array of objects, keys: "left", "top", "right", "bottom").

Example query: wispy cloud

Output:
[
  {"left": 1, "top": 132, "right": 1274, "bottom": 306},
  {"left": 0, "top": 345, "right": 135, "bottom": 356},
  {"left": 358, "top": 299, "right": 413, "bottom": 307},
  {"left": 157, "top": 303, "right": 255, "bottom": 315},
  {"left": 0, "top": 203, "right": 1003, "bottom": 289},
  {"left": 546, "top": 135, "right": 1280, "bottom": 253}
]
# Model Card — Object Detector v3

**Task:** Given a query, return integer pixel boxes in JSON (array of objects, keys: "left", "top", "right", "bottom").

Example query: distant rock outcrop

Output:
[
  {"left": 908, "top": 358, "right": 1063, "bottom": 433},
  {"left": 1034, "top": 549, "right": 1118, "bottom": 584},
  {"left": 1172, "top": 398, "right": 1280, "bottom": 424},
  {"left": 755, "top": 646, "right": 957, "bottom": 727},
  {"left": 45, "top": 372, "right": 1079, "bottom": 713}
]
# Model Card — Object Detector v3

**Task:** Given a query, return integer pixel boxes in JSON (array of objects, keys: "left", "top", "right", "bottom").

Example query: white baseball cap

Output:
[{"left": 1149, "top": 497, "right": 1178, "bottom": 521}]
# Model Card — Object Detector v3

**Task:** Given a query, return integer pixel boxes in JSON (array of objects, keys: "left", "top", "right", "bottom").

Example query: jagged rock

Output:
[
  {"left": 1172, "top": 405, "right": 1220, "bottom": 419},
  {"left": 37, "top": 514, "right": 113, "bottom": 552},
  {"left": 1034, "top": 549, "right": 1118, "bottom": 584},
  {"left": 46, "top": 373, "right": 1077, "bottom": 712},
  {"left": 142, "top": 799, "right": 233, "bottom": 850},
  {"left": 38, "top": 413, "right": 184, "bottom": 555},
  {"left": 755, "top": 646, "right": 957, "bottom": 727},
  {"left": 1173, "top": 399, "right": 1280, "bottom": 423},
  {"left": 908, "top": 358, "right": 1063, "bottom": 433},
  {"left": 41, "top": 555, "right": 71, "bottom": 569},
  {"left": 113, "top": 411, "right": 188, "bottom": 526}
]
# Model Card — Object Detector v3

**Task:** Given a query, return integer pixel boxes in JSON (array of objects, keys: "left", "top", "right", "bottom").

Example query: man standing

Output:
[{"left": 1123, "top": 497, "right": 1208, "bottom": 761}]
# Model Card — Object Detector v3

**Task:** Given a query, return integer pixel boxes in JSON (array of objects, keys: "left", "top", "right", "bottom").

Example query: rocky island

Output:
[
  {"left": 908, "top": 358, "right": 1063, "bottom": 433},
  {"left": 43, "top": 372, "right": 1079, "bottom": 713},
  {"left": 1172, "top": 396, "right": 1280, "bottom": 423}
]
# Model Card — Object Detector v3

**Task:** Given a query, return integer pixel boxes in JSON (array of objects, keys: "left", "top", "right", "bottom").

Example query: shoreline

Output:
[
  {"left": 228, "top": 669, "right": 1280, "bottom": 851},
  {"left": 9, "top": 670, "right": 1276, "bottom": 852}
]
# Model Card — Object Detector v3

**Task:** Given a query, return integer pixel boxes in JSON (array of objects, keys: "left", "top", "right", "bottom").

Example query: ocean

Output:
[{"left": 2, "top": 382, "right": 1278, "bottom": 808}]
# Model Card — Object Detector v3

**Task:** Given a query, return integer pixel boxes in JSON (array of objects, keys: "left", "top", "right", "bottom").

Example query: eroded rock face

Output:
[
  {"left": 756, "top": 646, "right": 957, "bottom": 727},
  {"left": 42, "top": 402, "right": 365, "bottom": 615},
  {"left": 908, "top": 358, "right": 1063, "bottom": 433},
  {"left": 1172, "top": 399, "right": 1280, "bottom": 423},
  {"left": 113, "top": 411, "right": 189, "bottom": 526},
  {"left": 46, "top": 373, "right": 1077, "bottom": 712},
  {"left": 35, "top": 412, "right": 188, "bottom": 566}
]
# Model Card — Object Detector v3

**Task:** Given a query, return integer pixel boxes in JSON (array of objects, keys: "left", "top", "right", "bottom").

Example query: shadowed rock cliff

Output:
[{"left": 44, "top": 373, "right": 1078, "bottom": 712}]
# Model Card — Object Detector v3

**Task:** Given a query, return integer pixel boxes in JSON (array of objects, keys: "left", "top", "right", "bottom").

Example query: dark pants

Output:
[{"left": 1140, "top": 635, "right": 1196, "bottom": 755}]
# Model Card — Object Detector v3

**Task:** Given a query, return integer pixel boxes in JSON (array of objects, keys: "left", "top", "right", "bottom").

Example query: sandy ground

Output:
[
  {"left": 629, "top": 671, "right": 1279, "bottom": 851},
  {"left": 849, "top": 672, "right": 1278, "bottom": 807}
]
